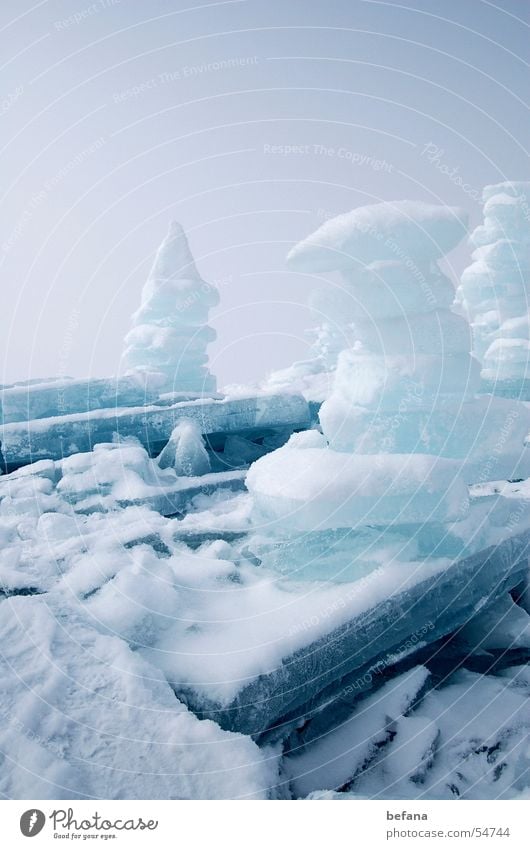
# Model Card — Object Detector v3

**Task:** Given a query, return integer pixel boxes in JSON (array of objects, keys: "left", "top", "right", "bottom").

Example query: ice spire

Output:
[
  {"left": 123, "top": 222, "right": 219, "bottom": 395},
  {"left": 149, "top": 220, "right": 199, "bottom": 281}
]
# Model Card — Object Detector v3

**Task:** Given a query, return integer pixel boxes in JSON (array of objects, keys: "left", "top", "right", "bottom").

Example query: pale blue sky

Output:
[{"left": 1, "top": 0, "right": 529, "bottom": 387}]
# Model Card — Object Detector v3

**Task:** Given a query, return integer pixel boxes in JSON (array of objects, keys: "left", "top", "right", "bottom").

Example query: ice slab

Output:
[
  {"left": 0, "top": 375, "right": 172, "bottom": 425},
  {"left": 326, "top": 349, "right": 481, "bottom": 411},
  {"left": 351, "top": 310, "right": 471, "bottom": 356},
  {"left": 319, "top": 396, "right": 530, "bottom": 481},
  {"left": 335, "top": 261, "right": 455, "bottom": 318},
  {"left": 480, "top": 378, "right": 530, "bottom": 399},
  {"left": 68, "top": 466, "right": 247, "bottom": 517},
  {"left": 459, "top": 593, "right": 530, "bottom": 651},
  {"left": 1, "top": 392, "right": 311, "bottom": 471},
  {"left": 0, "top": 438, "right": 247, "bottom": 518},
  {"left": 247, "top": 444, "right": 469, "bottom": 532},
  {"left": 145, "top": 531, "right": 530, "bottom": 736},
  {"left": 354, "top": 667, "right": 530, "bottom": 799}
]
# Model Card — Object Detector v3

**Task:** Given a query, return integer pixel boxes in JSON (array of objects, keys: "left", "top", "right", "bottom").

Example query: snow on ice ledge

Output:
[{"left": 153, "top": 531, "right": 530, "bottom": 737}]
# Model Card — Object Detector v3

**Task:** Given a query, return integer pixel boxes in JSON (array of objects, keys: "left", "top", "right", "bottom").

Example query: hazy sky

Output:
[{"left": 1, "top": 0, "right": 529, "bottom": 389}]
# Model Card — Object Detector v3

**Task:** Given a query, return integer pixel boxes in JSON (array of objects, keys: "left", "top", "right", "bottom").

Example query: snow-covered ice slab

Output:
[
  {"left": 284, "top": 666, "right": 432, "bottom": 796},
  {"left": 1, "top": 393, "right": 310, "bottom": 471},
  {"left": 164, "top": 532, "right": 530, "bottom": 736},
  {"left": 70, "top": 468, "right": 247, "bottom": 517},
  {"left": 286, "top": 664, "right": 530, "bottom": 799}
]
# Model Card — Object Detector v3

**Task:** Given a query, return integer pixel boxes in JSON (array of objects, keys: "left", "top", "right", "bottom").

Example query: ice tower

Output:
[
  {"left": 123, "top": 222, "right": 219, "bottom": 395},
  {"left": 457, "top": 182, "right": 530, "bottom": 396},
  {"left": 247, "top": 201, "right": 530, "bottom": 581},
  {"left": 265, "top": 202, "right": 477, "bottom": 400}
]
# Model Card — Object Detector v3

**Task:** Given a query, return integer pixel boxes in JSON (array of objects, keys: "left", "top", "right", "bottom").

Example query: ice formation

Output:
[
  {"left": 247, "top": 200, "right": 530, "bottom": 580},
  {"left": 457, "top": 182, "right": 530, "bottom": 393},
  {"left": 1, "top": 196, "right": 530, "bottom": 801},
  {"left": 122, "top": 221, "right": 219, "bottom": 394},
  {"left": 265, "top": 202, "right": 469, "bottom": 401},
  {"left": 300, "top": 202, "right": 469, "bottom": 391},
  {"left": 0, "top": 223, "right": 220, "bottom": 431},
  {"left": 157, "top": 418, "right": 211, "bottom": 475}
]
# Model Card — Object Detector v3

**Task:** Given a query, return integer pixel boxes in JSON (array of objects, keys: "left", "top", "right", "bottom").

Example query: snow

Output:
[
  {"left": 286, "top": 201, "right": 468, "bottom": 271},
  {"left": 58, "top": 440, "right": 175, "bottom": 505},
  {"left": 287, "top": 665, "right": 530, "bottom": 800},
  {"left": 6, "top": 443, "right": 523, "bottom": 724},
  {"left": 139, "top": 526, "right": 529, "bottom": 727},
  {"left": 0, "top": 595, "right": 278, "bottom": 799},
  {"left": 381, "top": 668, "right": 530, "bottom": 799},
  {"left": 263, "top": 356, "right": 336, "bottom": 404},
  {"left": 1, "top": 386, "right": 530, "bottom": 796}
]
